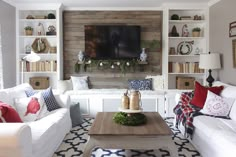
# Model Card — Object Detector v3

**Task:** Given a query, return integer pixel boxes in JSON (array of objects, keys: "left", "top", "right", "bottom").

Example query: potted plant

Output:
[
  {"left": 192, "top": 27, "right": 201, "bottom": 37},
  {"left": 24, "top": 26, "right": 33, "bottom": 36}
]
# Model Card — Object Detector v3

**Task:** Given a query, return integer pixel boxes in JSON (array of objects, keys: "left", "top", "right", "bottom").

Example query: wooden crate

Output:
[
  {"left": 176, "top": 77, "right": 195, "bottom": 89},
  {"left": 30, "top": 77, "right": 49, "bottom": 89}
]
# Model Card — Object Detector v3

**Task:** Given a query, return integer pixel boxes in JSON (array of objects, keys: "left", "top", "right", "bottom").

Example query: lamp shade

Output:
[{"left": 199, "top": 53, "right": 221, "bottom": 69}]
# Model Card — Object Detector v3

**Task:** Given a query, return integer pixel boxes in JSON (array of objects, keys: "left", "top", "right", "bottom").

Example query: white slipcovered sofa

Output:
[
  {"left": 0, "top": 83, "right": 72, "bottom": 157},
  {"left": 175, "top": 81, "right": 236, "bottom": 157}
]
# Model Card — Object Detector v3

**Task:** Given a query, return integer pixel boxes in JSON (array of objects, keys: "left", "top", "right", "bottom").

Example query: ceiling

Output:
[{"left": 3, "top": 0, "right": 218, "bottom": 9}]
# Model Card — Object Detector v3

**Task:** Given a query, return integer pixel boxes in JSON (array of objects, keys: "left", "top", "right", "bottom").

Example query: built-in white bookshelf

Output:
[
  {"left": 163, "top": 6, "right": 209, "bottom": 89},
  {"left": 16, "top": 4, "right": 63, "bottom": 89}
]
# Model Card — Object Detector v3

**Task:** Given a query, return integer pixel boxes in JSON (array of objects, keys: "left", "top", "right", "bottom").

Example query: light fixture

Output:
[
  {"left": 199, "top": 52, "right": 221, "bottom": 87},
  {"left": 21, "top": 51, "right": 41, "bottom": 84}
]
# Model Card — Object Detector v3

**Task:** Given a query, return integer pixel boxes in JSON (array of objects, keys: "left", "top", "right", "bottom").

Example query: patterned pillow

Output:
[
  {"left": 128, "top": 78, "right": 152, "bottom": 90},
  {"left": 71, "top": 76, "right": 89, "bottom": 90},
  {"left": 25, "top": 87, "right": 61, "bottom": 112},
  {"left": 200, "top": 90, "right": 234, "bottom": 117},
  {"left": 145, "top": 75, "right": 165, "bottom": 90},
  {"left": 14, "top": 92, "right": 45, "bottom": 122}
]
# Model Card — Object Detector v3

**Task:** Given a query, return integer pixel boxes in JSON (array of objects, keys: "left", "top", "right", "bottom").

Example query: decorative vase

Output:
[
  {"left": 140, "top": 48, "right": 147, "bottom": 62},
  {"left": 129, "top": 90, "right": 141, "bottom": 110},
  {"left": 77, "top": 51, "right": 84, "bottom": 62},
  {"left": 121, "top": 90, "right": 129, "bottom": 109}
]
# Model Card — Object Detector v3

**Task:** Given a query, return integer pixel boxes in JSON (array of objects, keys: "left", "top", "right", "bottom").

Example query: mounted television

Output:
[{"left": 85, "top": 25, "right": 141, "bottom": 59}]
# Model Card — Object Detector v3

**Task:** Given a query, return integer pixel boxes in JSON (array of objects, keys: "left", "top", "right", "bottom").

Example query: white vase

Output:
[
  {"left": 140, "top": 48, "right": 147, "bottom": 62},
  {"left": 78, "top": 51, "right": 84, "bottom": 61}
]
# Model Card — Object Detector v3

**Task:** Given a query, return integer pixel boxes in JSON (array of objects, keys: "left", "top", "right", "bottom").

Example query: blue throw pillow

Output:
[
  {"left": 25, "top": 87, "right": 61, "bottom": 112},
  {"left": 128, "top": 78, "right": 152, "bottom": 90}
]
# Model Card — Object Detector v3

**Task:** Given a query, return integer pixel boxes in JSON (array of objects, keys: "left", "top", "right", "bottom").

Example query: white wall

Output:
[
  {"left": 209, "top": 0, "right": 236, "bottom": 85},
  {"left": 0, "top": 0, "right": 16, "bottom": 88}
]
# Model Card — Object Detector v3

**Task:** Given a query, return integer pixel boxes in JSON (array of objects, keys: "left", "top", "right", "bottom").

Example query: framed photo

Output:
[
  {"left": 232, "top": 39, "right": 236, "bottom": 68},
  {"left": 229, "top": 21, "right": 236, "bottom": 37}
]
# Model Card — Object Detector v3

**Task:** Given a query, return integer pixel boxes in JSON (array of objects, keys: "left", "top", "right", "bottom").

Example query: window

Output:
[{"left": 0, "top": 25, "right": 3, "bottom": 89}]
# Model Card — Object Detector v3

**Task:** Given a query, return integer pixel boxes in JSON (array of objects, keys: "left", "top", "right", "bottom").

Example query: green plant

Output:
[
  {"left": 192, "top": 27, "right": 201, "bottom": 32},
  {"left": 24, "top": 26, "right": 33, "bottom": 31},
  {"left": 113, "top": 112, "right": 147, "bottom": 126},
  {"left": 171, "top": 14, "right": 179, "bottom": 20}
]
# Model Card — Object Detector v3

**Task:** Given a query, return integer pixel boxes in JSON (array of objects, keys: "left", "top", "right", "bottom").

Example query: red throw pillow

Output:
[
  {"left": 190, "top": 81, "right": 224, "bottom": 108},
  {"left": 0, "top": 101, "right": 23, "bottom": 123}
]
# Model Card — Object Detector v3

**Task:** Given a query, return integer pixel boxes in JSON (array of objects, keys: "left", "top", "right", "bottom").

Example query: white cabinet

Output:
[
  {"left": 164, "top": 8, "right": 209, "bottom": 90},
  {"left": 16, "top": 4, "right": 63, "bottom": 89}
]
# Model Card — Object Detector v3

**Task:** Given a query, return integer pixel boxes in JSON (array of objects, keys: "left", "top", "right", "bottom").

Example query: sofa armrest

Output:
[
  {"left": 0, "top": 123, "right": 32, "bottom": 157},
  {"left": 54, "top": 94, "right": 71, "bottom": 108},
  {"left": 175, "top": 93, "right": 181, "bottom": 105}
]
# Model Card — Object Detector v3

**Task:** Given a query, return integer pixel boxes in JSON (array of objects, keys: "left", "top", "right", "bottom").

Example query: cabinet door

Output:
[{"left": 103, "top": 98, "right": 120, "bottom": 112}]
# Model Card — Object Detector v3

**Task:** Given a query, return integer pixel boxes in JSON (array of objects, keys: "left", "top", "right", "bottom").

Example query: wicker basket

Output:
[{"left": 176, "top": 77, "right": 195, "bottom": 89}]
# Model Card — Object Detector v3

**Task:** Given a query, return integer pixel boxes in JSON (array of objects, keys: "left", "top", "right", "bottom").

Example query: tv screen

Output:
[{"left": 85, "top": 25, "right": 141, "bottom": 59}]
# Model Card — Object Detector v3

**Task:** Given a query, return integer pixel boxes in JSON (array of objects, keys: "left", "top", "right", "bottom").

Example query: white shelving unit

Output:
[
  {"left": 16, "top": 4, "right": 63, "bottom": 89},
  {"left": 163, "top": 7, "right": 209, "bottom": 90}
]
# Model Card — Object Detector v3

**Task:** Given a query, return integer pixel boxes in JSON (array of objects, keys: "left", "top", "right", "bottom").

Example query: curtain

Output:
[{"left": 0, "top": 25, "right": 4, "bottom": 89}]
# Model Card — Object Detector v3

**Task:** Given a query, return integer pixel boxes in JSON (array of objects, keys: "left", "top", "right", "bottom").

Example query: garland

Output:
[
  {"left": 75, "top": 58, "right": 140, "bottom": 74},
  {"left": 113, "top": 112, "right": 147, "bottom": 126}
]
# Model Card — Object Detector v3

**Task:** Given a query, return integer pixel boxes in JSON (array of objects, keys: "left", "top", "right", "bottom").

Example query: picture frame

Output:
[
  {"left": 232, "top": 39, "right": 236, "bottom": 68},
  {"left": 229, "top": 21, "right": 236, "bottom": 37}
]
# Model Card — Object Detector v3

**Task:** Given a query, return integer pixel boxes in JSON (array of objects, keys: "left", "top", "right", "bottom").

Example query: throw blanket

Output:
[{"left": 173, "top": 92, "right": 202, "bottom": 138}]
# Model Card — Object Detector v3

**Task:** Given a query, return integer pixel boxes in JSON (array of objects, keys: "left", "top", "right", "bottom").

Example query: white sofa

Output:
[
  {"left": 0, "top": 83, "right": 72, "bottom": 157},
  {"left": 175, "top": 81, "right": 236, "bottom": 157}
]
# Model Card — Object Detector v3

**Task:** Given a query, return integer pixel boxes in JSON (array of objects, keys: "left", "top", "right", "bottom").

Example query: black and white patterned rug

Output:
[{"left": 53, "top": 118, "right": 201, "bottom": 157}]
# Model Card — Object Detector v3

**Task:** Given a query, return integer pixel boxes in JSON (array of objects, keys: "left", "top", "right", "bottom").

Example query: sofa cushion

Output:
[
  {"left": 190, "top": 81, "right": 224, "bottom": 108},
  {"left": 71, "top": 76, "right": 89, "bottom": 90},
  {"left": 128, "top": 78, "right": 152, "bottom": 90},
  {"left": 0, "top": 101, "right": 22, "bottom": 123},
  {"left": 200, "top": 91, "right": 234, "bottom": 117},
  {"left": 14, "top": 92, "right": 45, "bottom": 122},
  {"left": 57, "top": 79, "right": 73, "bottom": 94},
  {"left": 70, "top": 103, "right": 82, "bottom": 127}
]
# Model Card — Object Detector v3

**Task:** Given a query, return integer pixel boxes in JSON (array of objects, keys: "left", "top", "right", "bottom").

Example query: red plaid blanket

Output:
[{"left": 173, "top": 91, "right": 202, "bottom": 138}]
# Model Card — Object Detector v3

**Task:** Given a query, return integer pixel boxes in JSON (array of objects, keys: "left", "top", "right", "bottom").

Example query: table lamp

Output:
[
  {"left": 21, "top": 51, "right": 40, "bottom": 84},
  {"left": 199, "top": 52, "right": 221, "bottom": 87}
]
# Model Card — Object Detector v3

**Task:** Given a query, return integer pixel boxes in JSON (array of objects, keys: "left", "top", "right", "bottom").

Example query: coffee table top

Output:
[{"left": 88, "top": 112, "right": 172, "bottom": 136}]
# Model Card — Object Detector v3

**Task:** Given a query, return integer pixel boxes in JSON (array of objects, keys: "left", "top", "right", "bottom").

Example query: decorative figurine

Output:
[
  {"left": 182, "top": 24, "right": 189, "bottom": 37},
  {"left": 140, "top": 48, "right": 147, "bottom": 62},
  {"left": 77, "top": 51, "right": 84, "bottom": 62}
]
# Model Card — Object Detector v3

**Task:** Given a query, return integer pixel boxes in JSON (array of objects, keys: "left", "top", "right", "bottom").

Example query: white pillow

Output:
[
  {"left": 14, "top": 92, "right": 46, "bottom": 122},
  {"left": 145, "top": 75, "right": 165, "bottom": 90},
  {"left": 200, "top": 90, "right": 234, "bottom": 117},
  {"left": 71, "top": 76, "right": 89, "bottom": 90},
  {"left": 57, "top": 79, "right": 73, "bottom": 94}
]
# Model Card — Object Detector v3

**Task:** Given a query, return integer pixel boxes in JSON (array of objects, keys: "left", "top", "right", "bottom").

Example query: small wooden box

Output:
[
  {"left": 176, "top": 77, "right": 195, "bottom": 89},
  {"left": 30, "top": 77, "right": 49, "bottom": 89}
]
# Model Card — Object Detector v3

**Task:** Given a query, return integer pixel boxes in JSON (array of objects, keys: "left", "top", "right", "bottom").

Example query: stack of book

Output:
[
  {"left": 20, "top": 60, "right": 57, "bottom": 72},
  {"left": 168, "top": 62, "right": 204, "bottom": 73}
]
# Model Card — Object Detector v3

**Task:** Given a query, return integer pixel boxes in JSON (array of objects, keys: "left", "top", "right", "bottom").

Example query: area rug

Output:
[{"left": 53, "top": 118, "right": 201, "bottom": 157}]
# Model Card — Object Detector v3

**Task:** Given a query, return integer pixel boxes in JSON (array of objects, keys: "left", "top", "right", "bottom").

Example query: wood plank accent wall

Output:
[{"left": 63, "top": 11, "right": 162, "bottom": 88}]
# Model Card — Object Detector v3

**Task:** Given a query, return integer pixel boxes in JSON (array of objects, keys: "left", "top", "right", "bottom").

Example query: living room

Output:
[{"left": 0, "top": 0, "right": 236, "bottom": 157}]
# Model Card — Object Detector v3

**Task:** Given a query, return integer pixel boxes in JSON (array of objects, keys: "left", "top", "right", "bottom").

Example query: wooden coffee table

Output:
[{"left": 83, "top": 112, "right": 178, "bottom": 157}]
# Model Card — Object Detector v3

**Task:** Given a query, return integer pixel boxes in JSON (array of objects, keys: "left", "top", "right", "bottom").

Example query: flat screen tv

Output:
[{"left": 85, "top": 25, "right": 141, "bottom": 59}]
